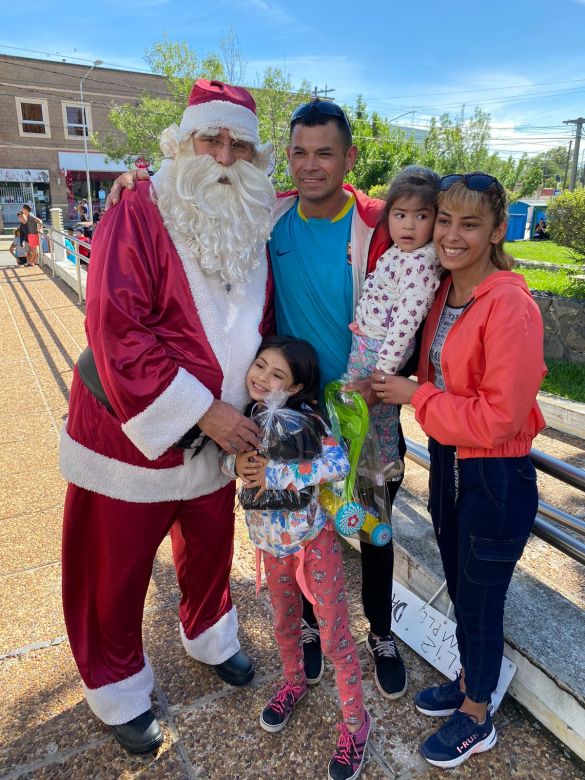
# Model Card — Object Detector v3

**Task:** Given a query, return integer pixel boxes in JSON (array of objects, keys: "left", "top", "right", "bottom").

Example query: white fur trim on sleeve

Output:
[
  {"left": 83, "top": 655, "right": 154, "bottom": 725},
  {"left": 121, "top": 366, "right": 214, "bottom": 461},
  {"left": 180, "top": 606, "right": 240, "bottom": 665}
]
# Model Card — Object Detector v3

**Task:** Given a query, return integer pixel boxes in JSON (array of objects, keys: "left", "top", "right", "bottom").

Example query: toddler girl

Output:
[
  {"left": 221, "top": 335, "right": 371, "bottom": 780},
  {"left": 347, "top": 165, "right": 442, "bottom": 476},
  {"left": 9, "top": 228, "right": 28, "bottom": 266}
]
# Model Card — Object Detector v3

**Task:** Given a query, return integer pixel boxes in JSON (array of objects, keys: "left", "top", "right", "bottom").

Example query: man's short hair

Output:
[{"left": 289, "top": 100, "right": 353, "bottom": 150}]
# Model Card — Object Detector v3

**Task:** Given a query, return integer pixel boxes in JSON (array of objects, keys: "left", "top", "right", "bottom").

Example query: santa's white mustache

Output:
[
  {"left": 153, "top": 148, "right": 275, "bottom": 286},
  {"left": 174, "top": 153, "right": 275, "bottom": 217}
]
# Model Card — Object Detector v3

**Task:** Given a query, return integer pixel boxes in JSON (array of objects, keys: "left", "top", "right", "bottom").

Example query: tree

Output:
[
  {"left": 145, "top": 36, "right": 224, "bottom": 101},
  {"left": 94, "top": 37, "right": 311, "bottom": 186},
  {"left": 219, "top": 28, "right": 247, "bottom": 85},
  {"left": 421, "top": 108, "right": 495, "bottom": 174},
  {"left": 345, "top": 96, "right": 418, "bottom": 193},
  {"left": 94, "top": 36, "right": 226, "bottom": 166},
  {"left": 250, "top": 68, "right": 312, "bottom": 190},
  {"left": 547, "top": 190, "right": 585, "bottom": 259},
  {"left": 418, "top": 107, "right": 543, "bottom": 199},
  {"left": 531, "top": 145, "right": 572, "bottom": 188}
]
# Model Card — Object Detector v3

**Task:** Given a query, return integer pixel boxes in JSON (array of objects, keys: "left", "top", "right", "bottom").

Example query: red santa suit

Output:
[{"left": 60, "top": 179, "right": 271, "bottom": 725}]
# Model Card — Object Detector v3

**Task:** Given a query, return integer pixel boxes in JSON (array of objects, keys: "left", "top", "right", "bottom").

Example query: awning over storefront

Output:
[{"left": 58, "top": 151, "right": 127, "bottom": 173}]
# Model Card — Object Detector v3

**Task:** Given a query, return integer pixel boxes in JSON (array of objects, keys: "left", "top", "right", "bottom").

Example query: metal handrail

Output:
[
  {"left": 44, "top": 225, "right": 88, "bottom": 303},
  {"left": 404, "top": 437, "right": 585, "bottom": 566},
  {"left": 530, "top": 448, "right": 585, "bottom": 492}
]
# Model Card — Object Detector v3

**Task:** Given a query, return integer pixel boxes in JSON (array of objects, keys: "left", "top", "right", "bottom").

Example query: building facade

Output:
[{"left": 0, "top": 55, "right": 166, "bottom": 226}]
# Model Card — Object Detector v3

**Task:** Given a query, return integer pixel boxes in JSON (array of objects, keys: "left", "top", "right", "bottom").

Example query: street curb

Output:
[{"left": 538, "top": 391, "right": 585, "bottom": 439}]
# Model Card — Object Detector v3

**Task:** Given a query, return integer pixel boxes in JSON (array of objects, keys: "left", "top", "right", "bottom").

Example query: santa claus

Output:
[{"left": 60, "top": 80, "right": 276, "bottom": 753}]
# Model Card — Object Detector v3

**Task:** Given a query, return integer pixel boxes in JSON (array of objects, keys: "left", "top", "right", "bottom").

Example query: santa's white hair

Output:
[{"left": 152, "top": 124, "right": 275, "bottom": 286}]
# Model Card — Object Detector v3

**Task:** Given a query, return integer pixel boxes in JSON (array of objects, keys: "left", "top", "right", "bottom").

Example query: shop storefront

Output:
[
  {"left": 0, "top": 168, "right": 51, "bottom": 224},
  {"left": 58, "top": 151, "right": 127, "bottom": 222}
]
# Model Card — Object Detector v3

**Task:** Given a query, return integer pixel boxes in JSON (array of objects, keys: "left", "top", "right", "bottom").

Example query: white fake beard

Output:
[{"left": 153, "top": 150, "right": 275, "bottom": 286}]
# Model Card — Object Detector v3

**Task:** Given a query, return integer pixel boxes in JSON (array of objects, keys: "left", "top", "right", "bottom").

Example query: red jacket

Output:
[
  {"left": 61, "top": 181, "right": 271, "bottom": 503},
  {"left": 413, "top": 272, "right": 546, "bottom": 459}
]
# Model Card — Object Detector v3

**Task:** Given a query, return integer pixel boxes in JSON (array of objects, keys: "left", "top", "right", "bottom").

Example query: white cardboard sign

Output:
[{"left": 391, "top": 580, "right": 516, "bottom": 712}]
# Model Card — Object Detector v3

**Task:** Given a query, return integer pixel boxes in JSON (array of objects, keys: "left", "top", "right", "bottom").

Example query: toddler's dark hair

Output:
[
  {"left": 381, "top": 165, "right": 440, "bottom": 227},
  {"left": 255, "top": 335, "right": 320, "bottom": 409}
]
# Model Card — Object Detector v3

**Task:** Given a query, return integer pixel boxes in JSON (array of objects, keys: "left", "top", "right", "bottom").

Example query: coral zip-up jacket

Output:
[{"left": 412, "top": 271, "right": 547, "bottom": 459}]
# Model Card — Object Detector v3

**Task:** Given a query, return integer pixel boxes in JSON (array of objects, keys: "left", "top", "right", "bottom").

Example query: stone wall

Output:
[{"left": 532, "top": 291, "right": 585, "bottom": 363}]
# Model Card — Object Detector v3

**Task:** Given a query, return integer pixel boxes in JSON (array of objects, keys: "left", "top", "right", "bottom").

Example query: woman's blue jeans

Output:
[{"left": 428, "top": 439, "right": 538, "bottom": 704}]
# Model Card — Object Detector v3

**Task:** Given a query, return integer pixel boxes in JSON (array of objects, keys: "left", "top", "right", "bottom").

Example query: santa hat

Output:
[{"left": 172, "top": 79, "right": 271, "bottom": 171}]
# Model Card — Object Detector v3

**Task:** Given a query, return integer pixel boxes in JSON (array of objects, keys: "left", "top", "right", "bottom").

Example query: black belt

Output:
[{"left": 76, "top": 346, "right": 209, "bottom": 454}]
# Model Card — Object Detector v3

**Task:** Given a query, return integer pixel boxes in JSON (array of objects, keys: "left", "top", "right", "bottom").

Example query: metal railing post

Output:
[
  {"left": 49, "top": 207, "right": 63, "bottom": 277},
  {"left": 74, "top": 238, "right": 83, "bottom": 303}
]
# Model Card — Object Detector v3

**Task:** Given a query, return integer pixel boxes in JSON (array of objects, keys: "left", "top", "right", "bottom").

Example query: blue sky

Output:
[{"left": 2, "top": 0, "right": 585, "bottom": 161}]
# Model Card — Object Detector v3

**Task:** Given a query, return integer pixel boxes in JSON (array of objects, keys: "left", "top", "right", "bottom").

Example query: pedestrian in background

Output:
[
  {"left": 9, "top": 228, "right": 28, "bottom": 266},
  {"left": 21, "top": 204, "right": 42, "bottom": 266}
]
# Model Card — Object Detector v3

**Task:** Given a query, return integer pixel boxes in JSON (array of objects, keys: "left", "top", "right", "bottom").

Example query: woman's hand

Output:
[
  {"left": 371, "top": 372, "right": 419, "bottom": 405},
  {"left": 341, "top": 377, "right": 377, "bottom": 407}
]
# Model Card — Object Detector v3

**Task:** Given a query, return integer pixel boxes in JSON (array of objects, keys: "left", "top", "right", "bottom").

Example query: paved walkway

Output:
[{"left": 1, "top": 261, "right": 583, "bottom": 779}]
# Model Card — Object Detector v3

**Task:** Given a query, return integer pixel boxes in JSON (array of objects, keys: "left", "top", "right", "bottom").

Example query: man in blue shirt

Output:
[{"left": 269, "top": 101, "right": 408, "bottom": 703}]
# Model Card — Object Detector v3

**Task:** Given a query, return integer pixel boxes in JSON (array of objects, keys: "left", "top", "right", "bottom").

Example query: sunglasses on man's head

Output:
[
  {"left": 439, "top": 173, "right": 507, "bottom": 212},
  {"left": 290, "top": 100, "right": 352, "bottom": 132}
]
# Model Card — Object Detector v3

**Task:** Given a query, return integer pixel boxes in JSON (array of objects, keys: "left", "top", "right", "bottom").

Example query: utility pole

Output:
[
  {"left": 563, "top": 118, "right": 584, "bottom": 190},
  {"left": 562, "top": 140, "right": 572, "bottom": 190},
  {"left": 312, "top": 85, "right": 335, "bottom": 100}
]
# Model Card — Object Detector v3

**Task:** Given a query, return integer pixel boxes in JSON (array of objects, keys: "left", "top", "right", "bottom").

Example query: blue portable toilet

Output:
[
  {"left": 506, "top": 198, "right": 548, "bottom": 241},
  {"left": 506, "top": 201, "right": 528, "bottom": 241}
]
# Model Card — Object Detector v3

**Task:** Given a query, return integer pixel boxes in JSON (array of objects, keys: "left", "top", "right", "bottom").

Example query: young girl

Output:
[
  {"left": 9, "top": 228, "right": 28, "bottom": 266},
  {"left": 221, "top": 335, "right": 371, "bottom": 780},
  {"left": 375, "top": 172, "right": 546, "bottom": 768},
  {"left": 346, "top": 165, "right": 442, "bottom": 479}
]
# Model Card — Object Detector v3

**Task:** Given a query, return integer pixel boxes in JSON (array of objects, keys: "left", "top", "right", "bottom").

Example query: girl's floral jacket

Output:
[{"left": 221, "top": 428, "right": 349, "bottom": 558}]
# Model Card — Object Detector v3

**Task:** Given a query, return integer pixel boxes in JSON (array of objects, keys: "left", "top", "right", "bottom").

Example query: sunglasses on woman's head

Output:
[
  {"left": 439, "top": 173, "right": 507, "bottom": 213},
  {"left": 290, "top": 100, "right": 352, "bottom": 132}
]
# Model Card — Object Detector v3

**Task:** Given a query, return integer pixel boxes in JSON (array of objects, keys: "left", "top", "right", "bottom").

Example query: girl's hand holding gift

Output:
[
  {"left": 235, "top": 451, "right": 268, "bottom": 484},
  {"left": 371, "top": 373, "right": 419, "bottom": 405},
  {"left": 240, "top": 460, "right": 268, "bottom": 501}
]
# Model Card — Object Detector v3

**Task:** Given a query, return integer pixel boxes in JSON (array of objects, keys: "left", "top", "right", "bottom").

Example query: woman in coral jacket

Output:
[{"left": 373, "top": 172, "right": 546, "bottom": 770}]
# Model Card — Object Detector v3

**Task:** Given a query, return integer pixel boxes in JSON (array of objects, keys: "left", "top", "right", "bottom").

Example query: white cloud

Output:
[{"left": 243, "top": 0, "right": 294, "bottom": 25}]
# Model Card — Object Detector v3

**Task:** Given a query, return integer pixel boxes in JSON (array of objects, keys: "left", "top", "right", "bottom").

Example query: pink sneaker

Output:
[
  {"left": 259, "top": 680, "right": 307, "bottom": 732},
  {"left": 328, "top": 709, "right": 371, "bottom": 780}
]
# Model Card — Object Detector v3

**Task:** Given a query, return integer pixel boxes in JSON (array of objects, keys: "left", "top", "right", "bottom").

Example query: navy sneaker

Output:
[
  {"left": 366, "top": 632, "right": 407, "bottom": 699},
  {"left": 414, "top": 673, "right": 465, "bottom": 716},
  {"left": 420, "top": 708, "right": 497, "bottom": 768},
  {"left": 260, "top": 680, "right": 307, "bottom": 732},
  {"left": 301, "top": 619, "right": 324, "bottom": 684},
  {"left": 328, "top": 709, "right": 371, "bottom": 780}
]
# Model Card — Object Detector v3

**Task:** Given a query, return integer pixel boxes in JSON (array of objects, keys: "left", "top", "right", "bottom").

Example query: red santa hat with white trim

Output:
[{"left": 177, "top": 79, "right": 273, "bottom": 171}]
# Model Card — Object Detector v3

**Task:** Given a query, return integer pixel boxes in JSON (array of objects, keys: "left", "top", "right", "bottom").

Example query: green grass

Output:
[
  {"left": 505, "top": 240, "right": 582, "bottom": 265},
  {"left": 541, "top": 360, "right": 585, "bottom": 403},
  {"left": 513, "top": 267, "right": 585, "bottom": 298}
]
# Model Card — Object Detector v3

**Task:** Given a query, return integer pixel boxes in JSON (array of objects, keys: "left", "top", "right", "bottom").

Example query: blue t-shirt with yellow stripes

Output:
[{"left": 268, "top": 196, "right": 355, "bottom": 392}]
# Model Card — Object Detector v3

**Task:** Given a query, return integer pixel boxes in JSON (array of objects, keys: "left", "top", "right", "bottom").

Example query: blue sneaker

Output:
[
  {"left": 420, "top": 708, "right": 497, "bottom": 768},
  {"left": 414, "top": 673, "right": 465, "bottom": 716}
]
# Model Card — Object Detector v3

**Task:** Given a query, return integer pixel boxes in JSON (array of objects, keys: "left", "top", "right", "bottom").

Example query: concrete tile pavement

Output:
[{"left": 1, "top": 263, "right": 583, "bottom": 779}]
